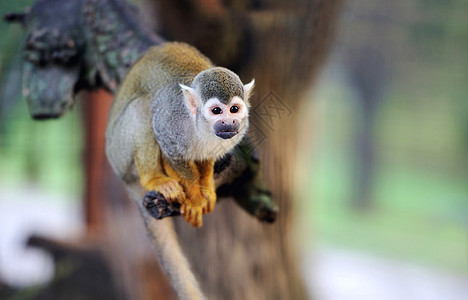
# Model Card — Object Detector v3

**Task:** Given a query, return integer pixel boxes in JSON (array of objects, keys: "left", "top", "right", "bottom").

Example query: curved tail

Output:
[
  {"left": 146, "top": 217, "right": 205, "bottom": 300},
  {"left": 129, "top": 187, "right": 205, "bottom": 300}
]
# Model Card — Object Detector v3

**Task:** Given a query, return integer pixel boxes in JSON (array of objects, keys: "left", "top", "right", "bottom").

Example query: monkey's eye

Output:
[
  {"left": 230, "top": 105, "right": 239, "bottom": 113},
  {"left": 212, "top": 107, "right": 222, "bottom": 115}
]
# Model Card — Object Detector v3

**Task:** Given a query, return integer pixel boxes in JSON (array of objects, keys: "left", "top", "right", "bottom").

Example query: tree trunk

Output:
[{"left": 156, "top": 1, "right": 343, "bottom": 298}]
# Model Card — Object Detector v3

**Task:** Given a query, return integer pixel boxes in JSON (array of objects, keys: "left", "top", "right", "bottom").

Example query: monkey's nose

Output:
[{"left": 221, "top": 120, "right": 237, "bottom": 125}]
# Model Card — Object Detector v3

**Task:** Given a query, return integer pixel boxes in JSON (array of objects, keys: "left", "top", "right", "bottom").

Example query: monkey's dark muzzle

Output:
[
  {"left": 216, "top": 131, "right": 238, "bottom": 139},
  {"left": 214, "top": 121, "right": 239, "bottom": 139}
]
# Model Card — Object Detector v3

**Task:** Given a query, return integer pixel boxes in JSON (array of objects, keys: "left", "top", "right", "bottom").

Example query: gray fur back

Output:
[{"left": 151, "top": 82, "right": 194, "bottom": 161}]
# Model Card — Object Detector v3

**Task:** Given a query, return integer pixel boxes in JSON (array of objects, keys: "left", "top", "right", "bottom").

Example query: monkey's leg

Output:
[
  {"left": 196, "top": 159, "right": 216, "bottom": 214},
  {"left": 135, "top": 145, "right": 186, "bottom": 203},
  {"left": 164, "top": 160, "right": 207, "bottom": 227}
]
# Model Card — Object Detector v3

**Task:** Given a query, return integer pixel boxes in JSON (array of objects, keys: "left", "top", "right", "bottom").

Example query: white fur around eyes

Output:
[
  {"left": 228, "top": 96, "right": 248, "bottom": 119},
  {"left": 202, "top": 97, "right": 248, "bottom": 119},
  {"left": 187, "top": 96, "right": 249, "bottom": 160},
  {"left": 202, "top": 98, "right": 224, "bottom": 122}
]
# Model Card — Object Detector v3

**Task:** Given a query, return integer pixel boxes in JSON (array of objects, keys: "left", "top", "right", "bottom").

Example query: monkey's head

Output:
[{"left": 180, "top": 68, "right": 254, "bottom": 153}]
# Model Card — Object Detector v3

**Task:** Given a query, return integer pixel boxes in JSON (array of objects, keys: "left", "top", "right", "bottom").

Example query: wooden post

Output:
[{"left": 82, "top": 90, "right": 114, "bottom": 234}]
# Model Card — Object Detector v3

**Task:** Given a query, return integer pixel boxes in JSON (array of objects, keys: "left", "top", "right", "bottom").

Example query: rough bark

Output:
[{"left": 5, "top": 0, "right": 343, "bottom": 299}]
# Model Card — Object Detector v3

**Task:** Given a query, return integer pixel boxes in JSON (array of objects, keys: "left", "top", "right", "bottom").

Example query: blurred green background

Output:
[
  {"left": 0, "top": 0, "right": 83, "bottom": 197},
  {"left": 0, "top": 0, "right": 467, "bottom": 289},
  {"left": 299, "top": 0, "right": 468, "bottom": 274}
]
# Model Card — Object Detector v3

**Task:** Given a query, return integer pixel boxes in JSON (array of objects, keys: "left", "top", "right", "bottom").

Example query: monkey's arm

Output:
[
  {"left": 134, "top": 145, "right": 186, "bottom": 204},
  {"left": 130, "top": 110, "right": 210, "bottom": 228},
  {"left": 197, "top": 159, "right": 216, "bottom": 214},
  {"left": 162, "top": 159, "right": 207, "bottom": 227},
  {"left": 131, "top": 122, "right": 207, "bottom": 228}
]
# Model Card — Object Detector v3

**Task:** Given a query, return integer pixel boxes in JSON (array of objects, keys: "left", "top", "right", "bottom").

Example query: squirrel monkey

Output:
[
  {"left": 106, "top": 42, "right": 253, "bottom": 299},
  {"left": 106, "top": 42, "right": 254, "bottom": 228}
]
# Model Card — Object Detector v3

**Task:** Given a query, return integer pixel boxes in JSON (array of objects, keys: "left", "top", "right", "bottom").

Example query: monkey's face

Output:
[
  {"left": 202, "top": 97, "right": 249, "bottom": 140},
  {"left": 179, "top": 70, "right": 254, "bottom": 158}
]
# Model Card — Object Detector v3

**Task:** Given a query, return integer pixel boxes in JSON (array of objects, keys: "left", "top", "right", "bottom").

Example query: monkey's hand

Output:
[
  {"left": 180, "top": 184, "right": 208, "bottom": 227},
  {"left": 180, "top": 203, "right": 204, "bottom": 227},
  {"left": 201, "top": 186, "right": 217, "bottom": 214},
  {"left": 149, "top": 177, "right": 186, "bottom": 204}
]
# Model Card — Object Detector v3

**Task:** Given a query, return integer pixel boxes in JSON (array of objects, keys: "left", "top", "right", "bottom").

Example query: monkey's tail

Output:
[
  {"left": 146, "top": 216, "right": 205, "bottom": 300},
  {"left": 130, "top": 188, "right": 205, "bottom": 300}
]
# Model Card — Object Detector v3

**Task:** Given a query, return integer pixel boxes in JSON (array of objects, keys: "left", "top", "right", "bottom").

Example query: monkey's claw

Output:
[
  {"left": 201, "top": 187, "right": 217, "bottom": 214},
  {"left": 153, "top": 178, "right": 185, "bottom": 203},
  {"left": 180, "top": 204, "right": 204, "bottom": 227}
]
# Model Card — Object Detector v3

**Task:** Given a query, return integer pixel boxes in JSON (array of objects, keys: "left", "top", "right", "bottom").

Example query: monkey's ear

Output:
[
  {"left": 243, "top": 79, "right": 255, "bottom": 105},
  {"left": 180, "top": 84, "right": 202, "bottom": 115}
]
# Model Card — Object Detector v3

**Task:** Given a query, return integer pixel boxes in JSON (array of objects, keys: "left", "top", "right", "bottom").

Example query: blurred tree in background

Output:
[{"left": 307, "top": 0, "right": 468, "bottom": 272}]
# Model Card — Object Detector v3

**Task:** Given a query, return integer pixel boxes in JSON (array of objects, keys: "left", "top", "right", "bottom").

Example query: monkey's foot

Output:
[
  {"left": 180, "top": 203, "right": 204, "bottom": 227},
  {"left": 151, "top": 178, "right": 185, "bottom": 203},
  {"left": 200, "top": 187, "right": 217, "bottom": 214}
]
